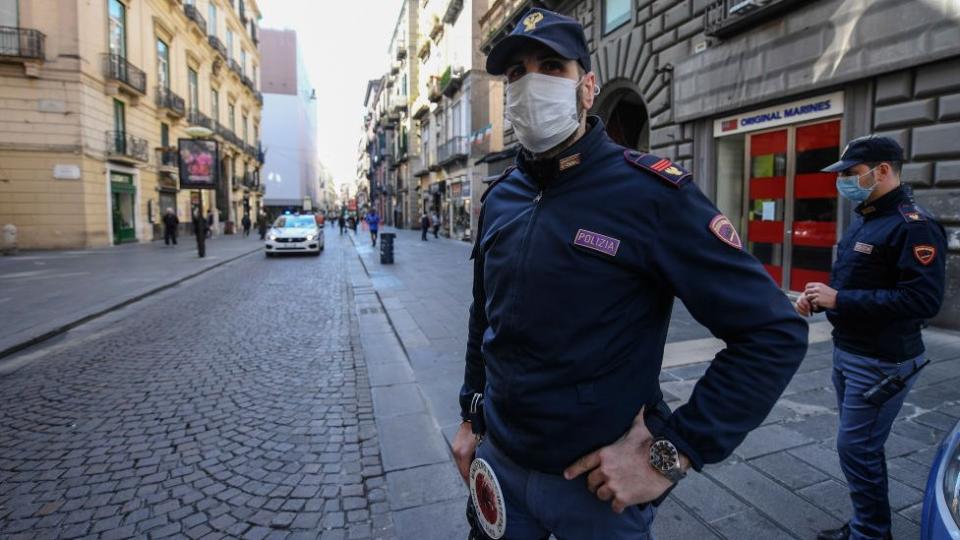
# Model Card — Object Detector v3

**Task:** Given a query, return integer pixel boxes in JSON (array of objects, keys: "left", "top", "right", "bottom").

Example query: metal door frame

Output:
[{"left": 741, "top": 115, "right": 843, "bottom": 291}]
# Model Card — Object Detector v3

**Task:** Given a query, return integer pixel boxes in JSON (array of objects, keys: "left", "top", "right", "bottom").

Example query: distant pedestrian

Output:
[
  {"left": 338, "top": 213, "right": 346, "bottom": 235},
  {"left": 162, "top": 207, "right": 179, "bottom": 246},
  {"left": 349, "top": 216, "right": 357, "bottom": 233},
  {"left": 420, "top": 212, "right": 429, "bottom": 241},
  {"left": 365, "top": 210, "right": 380, "bottom": 247},
  {"left": 431, "top": 211, "right": 440, "bottom": 238},
  {"left": 257, "top": 211, "right": 269, "bottom": 240},
  {"left": 205, "top": 210, "right": 214, "bottom": 238},
  {"left": 241, "top": 214, "right": 252, "bottom": 237},
  {"left": 192, "top": 209, "right": 208, "bottom": 258}
]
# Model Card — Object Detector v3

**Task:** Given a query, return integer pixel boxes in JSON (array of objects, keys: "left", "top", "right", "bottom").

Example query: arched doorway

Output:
[{"left": 593, "top": 81, "right": 649, "bottom": 151}]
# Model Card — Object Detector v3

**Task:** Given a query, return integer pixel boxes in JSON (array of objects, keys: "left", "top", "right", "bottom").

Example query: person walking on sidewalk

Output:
[
  {"left": 420, "top": 211, "right": 430, "bottom": 241},
  {"left": 431, "top": 211, "right": 440, "bottom": 238},
  {"left": 338, "top": 213, "right": 346, "bottom": 235},
  {"left": 257, "top": 210, "right": 269, "bottom": 241},
  {"left": 162, "top": 208, "right": 179, "bottom": 246},
  {"left": 797, "top": 136, "right": 946, "bottom": 540},
  {"left": 205, "top": 209, "right": 214, "bottom": 239},
  {"left": 453, "top": 10, "right": 808, "bottom": 540},
  {"left": 365, "top": 209, "right": 381, "bottom": 247},
  {"left": 192, "top": 208, "right": 208, "bottom": 258},
  {"left": 241, "top": 214, "right": 252, "bottom": 237}
]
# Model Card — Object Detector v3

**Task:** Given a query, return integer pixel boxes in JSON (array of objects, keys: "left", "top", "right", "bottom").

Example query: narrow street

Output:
[{"left": 0, "top": 235, "right": 393, "bottom": 540}]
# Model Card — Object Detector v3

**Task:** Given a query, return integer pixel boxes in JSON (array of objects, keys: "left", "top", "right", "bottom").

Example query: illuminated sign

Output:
[{"left": 713, "top": 91, "right": 844, "bottom": 137}]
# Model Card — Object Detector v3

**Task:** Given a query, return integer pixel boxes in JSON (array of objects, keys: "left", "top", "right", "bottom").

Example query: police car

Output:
[
  {"left": 922, "top": 418, "right": 960, "bottom": 539},
  {"left": 264, "top": 215, "right": 324, "bottom": 257}
]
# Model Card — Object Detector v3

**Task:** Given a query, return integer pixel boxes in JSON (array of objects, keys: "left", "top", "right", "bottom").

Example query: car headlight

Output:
[
  {"left": 306, "top": 234, "right": 316, "bottom": 241},
  {"left": 268, "top": 234, "right": 276, "bottom": 241},
  {"left": 943, "top": 424, "right": 960, "bottom": 527}
]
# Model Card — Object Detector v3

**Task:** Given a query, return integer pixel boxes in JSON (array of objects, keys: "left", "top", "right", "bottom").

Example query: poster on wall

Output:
[{"left": 178, "top": 138, "right": 220, "bottom": 189}]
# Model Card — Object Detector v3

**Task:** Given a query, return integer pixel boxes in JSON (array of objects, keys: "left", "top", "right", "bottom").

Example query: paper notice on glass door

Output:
[{"left": 762, "top": 201, "right": 776, "bottom": 221}]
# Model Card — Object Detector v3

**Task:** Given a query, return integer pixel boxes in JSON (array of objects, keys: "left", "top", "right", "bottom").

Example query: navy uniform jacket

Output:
[
  {"left": 460, "top": 117, "right": 809, "bottom": 474},
  {"left": 827, "top": 186, "right": 946, "bottom": 362}
]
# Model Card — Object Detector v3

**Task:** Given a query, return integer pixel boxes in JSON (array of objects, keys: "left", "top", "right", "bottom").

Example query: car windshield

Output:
[{"left": 273, "top": 216, "right": 316, "bottom": 229}]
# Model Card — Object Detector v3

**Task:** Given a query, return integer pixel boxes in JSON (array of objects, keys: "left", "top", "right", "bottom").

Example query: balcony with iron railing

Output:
[
  {"left": 156, "top": 147, "right": 178, "bottom": 171},
  {"left": 183, "top": 4, "right": 207, "bottom": 36},
  {"left": 0, "top": 26, "right": 45, "bottom": 63},
  {"left": 228, "top": 59, "right": 243, "bottom": 77},
  {"left": 704, "top": 0, "right": 806, "bottom": 38},
  {"left": 242, "top": 75, "right": 255, "bottom": 91},
  {"left": 187, "top": 108, "right": 213, "bottom": 130},
  {"left": 105, "top": 131, "right": 149, "bottom": 163},
  {"left": 103, "top": 53, "right": 146, "bottom": 96},
  {"left": 479, "top": 0, "right": 536, "bottom": 53},
  {"left": 207, "top": 35, "right": 227, "bottom": 59},
  {"left": 443, "top": 0, "right": 465, "bottom": 24},
  {"left": 439, "top": 65, "right": 463, "bottom": 97},
  {"left": 427, "top": 75, "right": 442, "bottom": 103},
  {"left": 156, "top": 86, "right": 186, "bottom": 118},
  {"left": 438, "top": 136, "right": 469, "bottom": 166},
  {"left": 255, "top": 91, "right": 263, "bottom": 105}
]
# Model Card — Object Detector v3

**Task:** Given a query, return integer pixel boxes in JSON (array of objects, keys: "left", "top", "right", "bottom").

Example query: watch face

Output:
[{"left": 650, "top": 439, "right": 679, "bottom": 473}]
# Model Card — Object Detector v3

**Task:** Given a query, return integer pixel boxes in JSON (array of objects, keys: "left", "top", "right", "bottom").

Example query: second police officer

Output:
[
  {"left": 798, "top": 136, "right": 947, "bottom": 540},
  {"left": 453, "top": 9, "right": 809, "bottom": 539}
]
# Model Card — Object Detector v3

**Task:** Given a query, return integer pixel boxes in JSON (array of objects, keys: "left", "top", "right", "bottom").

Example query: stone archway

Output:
[{"left": 593, "top": 79, "right": 649, "bottom": 151}]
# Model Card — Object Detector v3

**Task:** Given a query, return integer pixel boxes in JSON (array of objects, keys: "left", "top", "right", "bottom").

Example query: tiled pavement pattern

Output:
[
  {"left": 350, "top": 228, "right": 960, "bottom": 540},
  {"left": 0, "top": 235, "right": 394, "bottom": 539}
]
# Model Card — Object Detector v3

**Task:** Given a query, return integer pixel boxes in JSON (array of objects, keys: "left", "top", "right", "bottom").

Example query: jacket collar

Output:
[
  {"left": 855, "top": 185, "right": 908, "bottom": 218},
  {"left": 515, "top": 116, "right": 608, "bottom": 189}
]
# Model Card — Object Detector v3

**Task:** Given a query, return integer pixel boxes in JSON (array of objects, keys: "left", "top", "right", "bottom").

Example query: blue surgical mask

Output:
[{"left": 836, "top": 167, "right": 878, "bottom": 203}]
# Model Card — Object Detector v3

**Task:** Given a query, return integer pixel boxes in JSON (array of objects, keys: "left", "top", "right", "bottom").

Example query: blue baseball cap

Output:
[
  {"left": 822, "top": 135, "right": 905, "bottom": 172},
  {"left": 485, "top": 8, "right": 591, "bottom": 76}
]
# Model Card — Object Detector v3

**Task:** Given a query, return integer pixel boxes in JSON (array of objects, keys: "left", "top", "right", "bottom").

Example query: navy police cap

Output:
[
  {"left": 485, "top": 8, "right": 591, "bottom": 76},
  {"left": 822, "top": 135, "right": 905, "bottom": 172}
]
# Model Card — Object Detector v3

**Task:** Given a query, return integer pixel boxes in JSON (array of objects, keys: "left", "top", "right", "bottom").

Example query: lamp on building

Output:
[{"left": 185, "top": 125, "right": 214, "bottom": 138}]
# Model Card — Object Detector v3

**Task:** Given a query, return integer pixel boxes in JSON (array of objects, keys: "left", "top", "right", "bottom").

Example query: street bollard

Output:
[
  {"left": 379, "top": 232, "right": 395, "bottom": 264},
  {"left": 2, "top": 223, "right": 17, "bottom": 256}
]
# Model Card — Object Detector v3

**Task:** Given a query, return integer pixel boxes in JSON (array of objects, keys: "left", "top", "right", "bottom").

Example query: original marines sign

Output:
[
  {"left": 713, "top": 91, "right": 844, "bottom": 137},
  {"left": 470, "top": 458, "right": 506, "bottom": 539}
]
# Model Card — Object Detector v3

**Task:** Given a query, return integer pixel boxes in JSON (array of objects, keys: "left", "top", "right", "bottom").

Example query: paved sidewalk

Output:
[
  {"left": 349, "top": 227, "right": 960, "bottom": 540},
  {"left": 0, "top": 234, "right": 264, "bottom": 358}
]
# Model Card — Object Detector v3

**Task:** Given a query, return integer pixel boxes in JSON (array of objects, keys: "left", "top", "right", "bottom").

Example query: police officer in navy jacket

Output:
[
  {"left": 799, "top": 136, "right": 946, "bottom": 540},
  {"left": 453, "top": 8, "right": 809, "bottom": 539}
]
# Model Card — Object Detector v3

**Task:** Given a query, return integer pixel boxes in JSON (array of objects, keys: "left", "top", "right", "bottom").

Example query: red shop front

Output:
[{"left": 713, "top": 92, "right": 844, "bottom": 292}]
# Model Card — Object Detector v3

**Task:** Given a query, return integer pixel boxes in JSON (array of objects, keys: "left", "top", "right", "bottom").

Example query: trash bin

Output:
[{"left": 380, "top": 232, "right": 396, "bottom": 264}]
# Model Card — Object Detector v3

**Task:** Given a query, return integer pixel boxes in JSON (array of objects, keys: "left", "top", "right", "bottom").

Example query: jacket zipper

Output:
[{"left": 508, "top": 189, "right": 545, "bottom": 327}]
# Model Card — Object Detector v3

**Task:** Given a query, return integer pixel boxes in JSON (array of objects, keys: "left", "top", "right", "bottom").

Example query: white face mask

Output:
[{"left": 505, "top": 73, "right": 581, "bottom": 154}]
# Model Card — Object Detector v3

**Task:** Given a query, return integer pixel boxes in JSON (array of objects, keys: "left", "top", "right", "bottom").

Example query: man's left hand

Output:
[
  {"left": 804, "top": 282, "right": 838, "bottom": 310},
  {"left": 562, "top": 407, "right": 684, "bottom": 513}
]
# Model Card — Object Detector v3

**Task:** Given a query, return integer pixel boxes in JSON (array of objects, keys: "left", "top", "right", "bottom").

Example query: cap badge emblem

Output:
[{"left": 523, "top": 12, "right": 544, "bottom": 32}]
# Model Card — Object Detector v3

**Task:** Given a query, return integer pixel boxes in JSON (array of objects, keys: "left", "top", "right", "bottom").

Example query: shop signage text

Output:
[{"left": 714, "top": 91, "right": 844, "bottom": 137}]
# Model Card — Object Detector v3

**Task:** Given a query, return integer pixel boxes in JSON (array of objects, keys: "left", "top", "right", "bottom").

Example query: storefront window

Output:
[{"left": 603, "top": 0, "right": 631, "bottom": 35}]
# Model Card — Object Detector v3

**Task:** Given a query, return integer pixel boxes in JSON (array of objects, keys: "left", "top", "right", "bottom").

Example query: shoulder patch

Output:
[
  {"left": 623, "top": 150, "right": 691, "bottom": 188},
  {"left": 709, "top": 214, "right": 743, "bottom": 250},
  {"left": 898, "top": 203, "right": 926, "bottom": 223},
  {"left": 481, "top": 166, "right": 516, "bottom": 203}
]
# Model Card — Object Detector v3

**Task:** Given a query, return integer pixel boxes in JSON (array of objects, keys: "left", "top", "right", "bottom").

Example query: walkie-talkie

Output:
[{"left": 862, "top": 359, "right": 930, "bottom": 407}]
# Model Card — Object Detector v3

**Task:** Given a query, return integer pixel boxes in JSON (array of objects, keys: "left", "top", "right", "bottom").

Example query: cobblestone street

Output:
[{"left": 0, "top": 235, "right": 394, "bottom": 540}]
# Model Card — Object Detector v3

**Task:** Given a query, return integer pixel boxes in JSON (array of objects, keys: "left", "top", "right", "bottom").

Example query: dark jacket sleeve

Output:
[
  {"left": 650, "top": 181, "right": 809, "bottom": 469},
  {"left": 459, "top": 207, "right": 489, "bottom": 423},
  {"left": 836, "top": 220, "right": 947, "bottom": 320}
]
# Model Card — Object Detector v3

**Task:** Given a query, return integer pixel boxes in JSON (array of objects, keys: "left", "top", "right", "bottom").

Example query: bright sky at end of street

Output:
[{"left": 259, "top": 0, "right": 404, "bottom": 193}]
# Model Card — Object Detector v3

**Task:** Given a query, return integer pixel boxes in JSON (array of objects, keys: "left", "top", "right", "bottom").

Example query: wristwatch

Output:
[{"left": 649, "top": 438, "right": 686, "bottom": 483}]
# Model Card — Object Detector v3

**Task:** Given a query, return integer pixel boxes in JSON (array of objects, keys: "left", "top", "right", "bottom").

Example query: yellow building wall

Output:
[{"left": 0, "top": 0, "right": 263, "bottom": 249}]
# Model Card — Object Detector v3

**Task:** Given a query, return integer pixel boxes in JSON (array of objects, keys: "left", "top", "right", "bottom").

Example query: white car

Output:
[{"left": 265, "top": 215, "right": 324, "bottom": 257}]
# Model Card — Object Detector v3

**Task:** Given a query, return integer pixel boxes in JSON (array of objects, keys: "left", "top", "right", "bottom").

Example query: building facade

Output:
[
  {"left": 0, "top": 0, "right": 264, "bottom": 248},
  {"left": 478, "top": 0, "right": 960, "bottom": 328},
  {"left": 259, "top": 28, "right": 320, "bottom": 214},
  {"left": 359, "top": 0, "right": 504, "bottom": 241}
]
